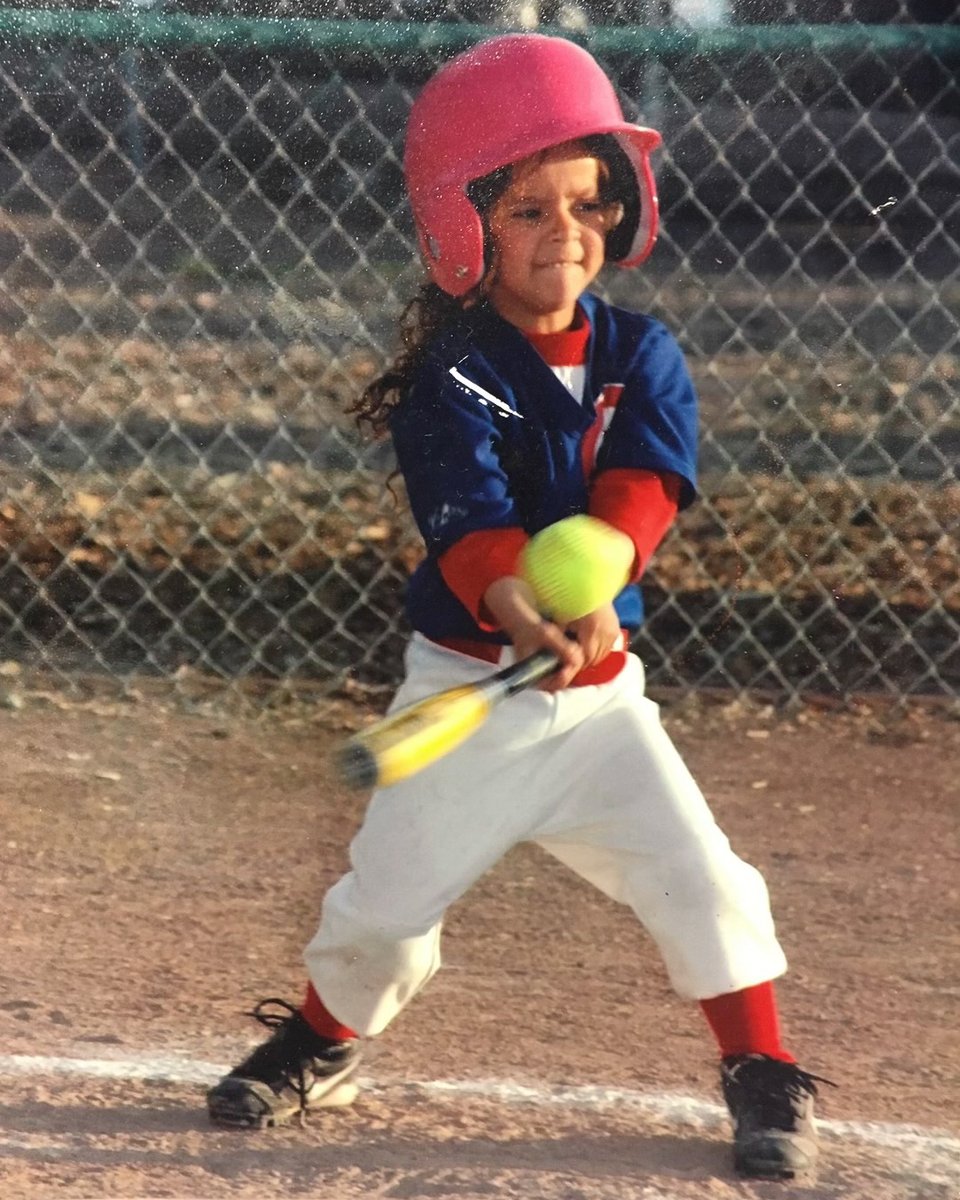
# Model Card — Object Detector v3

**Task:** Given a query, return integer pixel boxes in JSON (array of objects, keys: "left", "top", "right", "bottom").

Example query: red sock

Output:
[
  {"left": 699, "top": 981, "right": 795, "bottom": 1062},
  {"left": 300, "top": 982, "right": 358, "bottom": 1041}
]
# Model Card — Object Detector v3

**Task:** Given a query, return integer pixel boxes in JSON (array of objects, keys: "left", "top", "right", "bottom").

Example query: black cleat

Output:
[
  {"left": 721, "top": 1053, "right": 833, "bottom": 1179},
  {"left": 207, "top": 998, "right": 362, "bottom": 1129}
]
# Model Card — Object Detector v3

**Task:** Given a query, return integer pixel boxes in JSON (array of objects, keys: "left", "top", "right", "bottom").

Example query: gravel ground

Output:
[{"left": 0, "top": 686, "right": 957, "bottom": 1198}]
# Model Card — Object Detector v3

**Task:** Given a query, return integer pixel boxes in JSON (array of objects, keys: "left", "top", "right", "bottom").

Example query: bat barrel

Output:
[{"left": 335, "top": 651, "right": 559, "bottom": 792}]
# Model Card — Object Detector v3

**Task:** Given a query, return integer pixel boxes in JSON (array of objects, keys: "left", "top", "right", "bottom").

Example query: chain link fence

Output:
[{"left": 0, "top": 4, "right": 957, "bottom": 709}]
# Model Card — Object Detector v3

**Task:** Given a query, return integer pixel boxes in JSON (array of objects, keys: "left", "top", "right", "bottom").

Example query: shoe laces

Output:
[
  {"left": 246, "top": 996, "right": 302, "bottom": 1034},
  {"left": 724, "top": 1056, "right": 836, "bottom": 1131},
  {"left": 242, "top": 997, "right": 318, "bottom": 1113}
]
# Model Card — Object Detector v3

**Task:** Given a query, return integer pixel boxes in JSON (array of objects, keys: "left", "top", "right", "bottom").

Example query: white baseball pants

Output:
[{"left": 305, "top": 634, "right": 787, "bottom": 1035}]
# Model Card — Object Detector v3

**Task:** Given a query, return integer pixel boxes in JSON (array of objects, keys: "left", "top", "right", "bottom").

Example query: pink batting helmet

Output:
[{"left": 404, "top": 34, "right": 662, "bottom": 297}]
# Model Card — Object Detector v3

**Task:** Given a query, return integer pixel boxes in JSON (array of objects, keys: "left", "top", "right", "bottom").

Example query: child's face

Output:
[{"left": 485, "top": 144, "right": 618, "bottom": 334}]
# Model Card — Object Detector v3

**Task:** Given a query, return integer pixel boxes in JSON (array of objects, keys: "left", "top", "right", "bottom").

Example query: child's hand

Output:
[
  {"left": 565, "top": 603, "right": 623, "bottom": 671},
  {"left": 482, "top": 576, "right": 584, "bottom": 691}
]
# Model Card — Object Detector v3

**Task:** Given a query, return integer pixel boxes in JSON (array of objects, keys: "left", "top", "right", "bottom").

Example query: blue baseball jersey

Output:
[{"left": 389, "top": 292, "right": 699, "bottom": 644}]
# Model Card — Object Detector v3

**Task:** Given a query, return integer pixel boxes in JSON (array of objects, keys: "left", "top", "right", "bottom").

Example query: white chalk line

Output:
[{"left": 1, "top": 1051, "right": 959, "bottom": 1164}]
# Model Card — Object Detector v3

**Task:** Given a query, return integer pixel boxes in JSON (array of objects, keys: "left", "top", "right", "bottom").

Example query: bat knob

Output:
[{"left": 336, "top": 740, "right": 379, "bottom": 791}]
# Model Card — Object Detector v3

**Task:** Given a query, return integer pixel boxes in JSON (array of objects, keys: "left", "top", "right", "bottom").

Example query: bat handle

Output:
[{"left": 482, "top": 649, "right": 560, "bottom": 699}]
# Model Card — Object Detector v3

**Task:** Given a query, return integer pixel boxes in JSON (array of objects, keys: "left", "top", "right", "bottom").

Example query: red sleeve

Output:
[
  {"left": 438, "top": 526, "right": 530, "bottom": 631},
  {"left": 589, "top": 468, "right": 680, "bottom": 582}
]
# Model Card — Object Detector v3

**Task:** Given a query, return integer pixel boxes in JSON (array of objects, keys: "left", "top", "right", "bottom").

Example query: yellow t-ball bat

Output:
[{"left": 336, "top": 649, "right": 559, "bottom": 790}]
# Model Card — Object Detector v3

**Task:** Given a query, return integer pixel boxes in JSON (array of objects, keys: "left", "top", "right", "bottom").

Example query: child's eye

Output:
[
  {"left": 576, "top": 200, "right": 610, "bottom": 218},
  {"left": 505, "top": 199, "right": 610, "bottom": 223}
]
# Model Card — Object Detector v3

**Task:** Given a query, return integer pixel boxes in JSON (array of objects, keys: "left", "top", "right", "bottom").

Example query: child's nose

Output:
[{"left": 549, "top": 206, "right": 580, "bottom": 239}]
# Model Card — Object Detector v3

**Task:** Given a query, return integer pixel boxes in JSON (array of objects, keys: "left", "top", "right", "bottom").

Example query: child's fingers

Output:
[
  {"left": 533, "top": 621, "right": 584, "bottom": 691},
  {"left": 565, "top": 606, "right": 621, "bottom": 668}
]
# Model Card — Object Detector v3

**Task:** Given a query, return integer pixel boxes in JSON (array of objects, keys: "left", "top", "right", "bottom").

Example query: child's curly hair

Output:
[{"left": 346, "top": 281, "right": 480, "bottom": 438}]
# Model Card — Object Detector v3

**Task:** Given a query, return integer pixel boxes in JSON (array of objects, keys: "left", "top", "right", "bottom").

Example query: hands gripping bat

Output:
[{"left": 335, "top": 650, "right": 559, "bottom": 790}]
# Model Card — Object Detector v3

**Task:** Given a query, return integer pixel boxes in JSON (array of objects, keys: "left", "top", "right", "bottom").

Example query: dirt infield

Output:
[{"left": 0, "top": 684, "right": 958, "bottom": 1198}]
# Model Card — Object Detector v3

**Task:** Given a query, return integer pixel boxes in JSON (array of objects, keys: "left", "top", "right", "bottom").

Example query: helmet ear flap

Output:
[{"left": 412, "top": 185, "right": 487, "bottom": 296}]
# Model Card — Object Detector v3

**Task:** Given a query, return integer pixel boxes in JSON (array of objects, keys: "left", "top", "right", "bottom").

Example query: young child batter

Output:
[{"left": 207, "top": 34, "right": 828, "bottom": 1180}]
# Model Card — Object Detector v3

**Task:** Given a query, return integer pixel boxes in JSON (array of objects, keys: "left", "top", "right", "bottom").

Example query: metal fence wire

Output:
[{"left": 0, "top": 5, "right": 957, "bottom": 707}]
